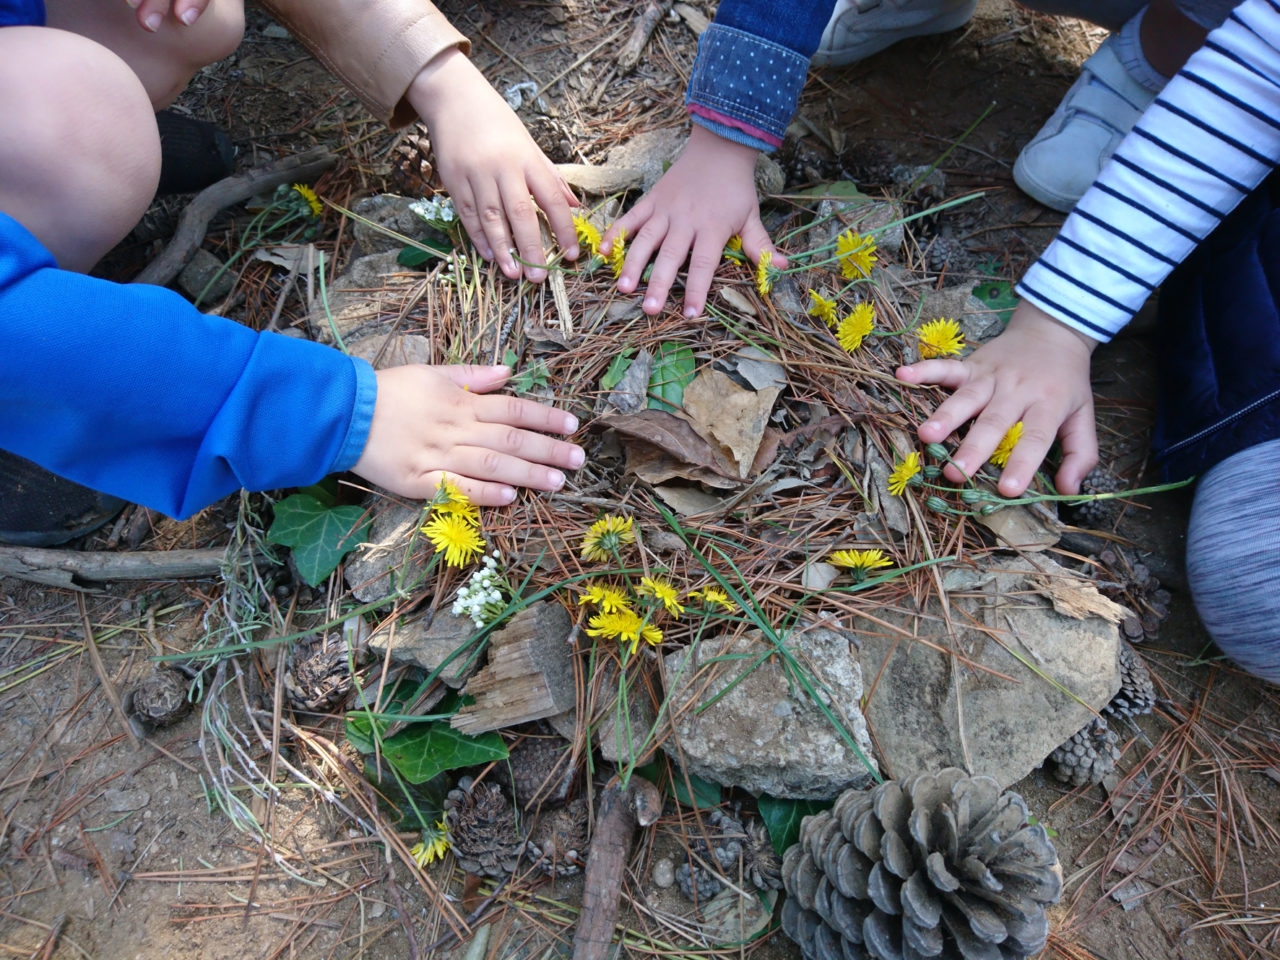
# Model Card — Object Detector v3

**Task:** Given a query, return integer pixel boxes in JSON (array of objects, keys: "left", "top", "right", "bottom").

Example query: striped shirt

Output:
[{"left": 1016, "top": 0, "right": 1280, "bottom": 341}]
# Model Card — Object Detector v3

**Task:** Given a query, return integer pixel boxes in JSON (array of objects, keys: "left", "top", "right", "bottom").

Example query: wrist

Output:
[
  {"left": 1008, "top": 300, "right": 1100, "bottom": 355},
  {"left": 407, "top": 46, "right": 475, "bottom": 126},
  {"left": 685, "top": 124, "right": 761, "bottom": 174}
]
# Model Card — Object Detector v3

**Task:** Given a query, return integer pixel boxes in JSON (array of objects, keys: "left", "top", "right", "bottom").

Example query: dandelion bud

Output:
[
  {"left": 980, "top": 503, "right": 1004, "bottom": 515},
  {"left": 924, "top": 496, "right": 950, "bottom": 513},
  {"left": 925, "top": 443, "right": 950, "bottom": 460},
  {"left": 923, "top": 465, "right": 943, "bottom": 479},
  {"left": 907, "top": 472, "right": 926, "bottom": 488},
  {"left": 961, "top": 488, "right": 984, "bottom": 503}
]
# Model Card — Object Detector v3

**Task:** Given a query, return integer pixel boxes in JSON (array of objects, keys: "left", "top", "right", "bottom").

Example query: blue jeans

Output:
[{"left": 1020, "top": 0, "right": 1236, "bottom": 31}]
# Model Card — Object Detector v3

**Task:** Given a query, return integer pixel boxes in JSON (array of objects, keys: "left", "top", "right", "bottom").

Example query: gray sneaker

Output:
[{"left": 812, "top": 0, "right": 978, "bottom": 67}]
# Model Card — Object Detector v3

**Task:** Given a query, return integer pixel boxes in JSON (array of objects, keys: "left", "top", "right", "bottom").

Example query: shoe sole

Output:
[
  {"left": 812, "top": 1, "right": 977, "bottom": 67},
  {"left": 1012, "top": 151, "right": 1079, "bottom": 213}
]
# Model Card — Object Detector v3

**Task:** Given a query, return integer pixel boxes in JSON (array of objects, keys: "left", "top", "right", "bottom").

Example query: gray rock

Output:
[
  {"left": 343, "top": 501, "right": 428, "bottom": 604},
  {"left": 368, "top": 607, "right": 481, "bottom": 689},
  {"left": 311, "top": 250, "right": 410, "bottom": 346},
  {"left": 661, "top": 626, "right": 878, "bottom": 799},
  {"left": 349, "top": 194, "right": 437, "bottom": 258},
  {"left": 177, "top": 248, "right": 235, "bottom": 303},
  {"left": 754, "top": 153, "right": 785, "bottom": 196},
  {"left": 807, "top": 186, "right": 905, "bottom": 257},
  {"left": 605, "top": 127, "right": 688, "bottom": 192},
  {"left": 651, "top": 857, "right": 676, "bottom": 889},
  {"left": 854, "top": 556, "right": 1121, "bottom": 788},
  {"left": 555, "top": 162, "right": 644, "bottom": 197},
  {"left": 347, "top": 332, "right": 435, "bottom": 369}
]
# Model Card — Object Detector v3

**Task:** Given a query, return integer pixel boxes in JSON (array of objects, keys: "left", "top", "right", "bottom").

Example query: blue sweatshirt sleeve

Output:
[
  {"left": 686, "top": 1, "right": 836, "bottom": 152},
  {"left": 0, "top": 213, "right": 377, "bottom": 519}
]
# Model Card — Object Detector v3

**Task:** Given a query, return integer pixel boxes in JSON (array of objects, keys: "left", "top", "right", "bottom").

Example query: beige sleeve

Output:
[{"left": 258, "top": 0, "right": 471, "bottom": 128}]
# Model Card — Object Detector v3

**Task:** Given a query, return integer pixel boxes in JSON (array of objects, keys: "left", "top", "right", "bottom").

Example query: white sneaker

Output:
[
  {"left": 1013, "top": 35, "right": 1160, "bottom": 212},
  {"left": 812, "top": 0, "right": 978, "bottom": 67}
]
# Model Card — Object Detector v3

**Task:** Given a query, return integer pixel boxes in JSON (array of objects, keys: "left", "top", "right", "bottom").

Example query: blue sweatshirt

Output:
[{"left": 0, "top": 212, "right": 376, "bottom": 519}]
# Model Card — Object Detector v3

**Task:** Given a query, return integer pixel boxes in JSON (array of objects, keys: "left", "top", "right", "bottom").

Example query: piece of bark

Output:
[
  {"left": 571, "top": 778, "right": 662, "bottom": 960},
  {"left": 616, "top": 0, "right": 674, "bottom": 74},
  {"left": 451, "top": 602, "right": 576, "bottom": 734},
  {"left": 0, "top": 545, "right": 259, "bottom": 590},
  {"left": 135, "top": 148, "right": 336, "bottom": 287}
]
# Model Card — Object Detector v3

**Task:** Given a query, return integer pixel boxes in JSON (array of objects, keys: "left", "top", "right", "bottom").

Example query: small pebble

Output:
[{"left": 651, "top": 857, "right": 675, "bottom": 889}]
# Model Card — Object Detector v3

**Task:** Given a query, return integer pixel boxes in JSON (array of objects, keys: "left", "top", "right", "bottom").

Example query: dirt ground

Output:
[{"left": 3, "top": 2, "right": 1279, "bottom": 959}]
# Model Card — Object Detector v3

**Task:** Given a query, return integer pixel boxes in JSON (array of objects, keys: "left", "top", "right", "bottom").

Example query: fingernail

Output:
[
  {"left": 566, "top": 246, "right": 579, "bottom": 260},
  {"left": 495, "top": 364, "right": 512, "bottom": 375},
  {"left": 501, "top": 487, "right": 516, "bottom": 504},
  {"left": 568, "top": 447, "right": 585, "bottom": 468},
  {"left": 643, "top": 297, "right": 658, "bottom": 312},
  {"left": 683, "top": 307, "right": 698, "bottom": 319},
  {"left": 923, "top": 421, "right": 938, "bottom": 433},
  {"left": 952, "top": 458, "right": 968, "bottom": 475},
  {"left": 564, "top": 414, "right": 579, "bottom": 433},
  {"left": 144, "top": 11, "right": 162, "bottom": 30},
  {"left": 529, "top": 269, "right": 546, "bottom": 282},
  {"left": 548, "top": 470, "right": 565, "bottom": 489},
  {"left": 181, "top": 7, "right": 198, "bottom": 23}
]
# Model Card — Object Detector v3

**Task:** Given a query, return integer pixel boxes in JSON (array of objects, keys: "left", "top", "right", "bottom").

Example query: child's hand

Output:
[
  {"left": 601, "top": 126, "right": 787, "bottom": 318},
  {"left": 352, "top": 364, "right": 584, "bottom": 506},
  {"left": 128, "top": 0, "right": 209, "bottom": 31},
  {"left": 895, "top": 302, "right": 1100, "bottom": 496},
  {"left": 408, "top": 49, "right": 578, "bottom": 283}
]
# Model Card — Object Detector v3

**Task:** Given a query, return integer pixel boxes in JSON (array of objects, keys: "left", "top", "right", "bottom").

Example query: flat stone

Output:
[
  {"left": 555, "top": 162, "right": 644, "bottom": 197},
  {"left": 661, "top": 626, "right": 878, "bottom": 799},
  {"left": 605, "top": 127, "right": 688, "bottom": 192},
  {"left": 854, "top": 555, "right": 1121, "bottom": 788},
  {"left": 343, "top": 501, "right": 428, "bottom": 604},
  {"left": 349, "top": 193, "right": 439, "bottom": 258},
  {"left": 368, "top": 607, "right": 481, "bottom": 689},
  {"left": 347, "top": 333, "right": 435, "bottom": 369},
  {"left": 177, "top": 248, "right": 235, "bottom": 303}
]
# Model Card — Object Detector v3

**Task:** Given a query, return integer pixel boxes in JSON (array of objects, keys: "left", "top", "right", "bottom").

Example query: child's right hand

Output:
[
  {"left": 352, "top": 364, "right": 584, "bottom": 506},
  {"left": 128, "top": 0, "right": 209, "bottom": 31},
  {"left": 602, "top": 126, "right": 786, "bottom": 318}
]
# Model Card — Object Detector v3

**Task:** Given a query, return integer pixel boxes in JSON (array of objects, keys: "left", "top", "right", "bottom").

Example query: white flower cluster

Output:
[
  {"left": 451, "top": 552, "right": 507, "bottom": 628},
  {"left": 409, "top": 195, "right": 457, "bottom": 226}
]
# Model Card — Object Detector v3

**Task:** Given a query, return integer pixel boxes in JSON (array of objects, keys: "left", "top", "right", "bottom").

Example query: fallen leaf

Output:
[
  {"left": 597, "top": 410, "right": 740, "bottom": 487},
  {"left": 749, "top": 426, "right": 783, "bottom": 475},
  {"left": 653, "top": 484, "right": 728, "bottom": 516},
  {"left": 733, "top": 346, "right": 787, "bottom": 392},
  {"left": 717, "top": 284, "right": 757, "bottom": 317},
  {"left": 682, "top": 369, "right": 780, "bottom": 479},
  {"left": 976, "top": 504, "right": 1060, "bottom": 552},
  {"left": 607, "top": 348, "right": 652, "bottom": 414},
  {"left": 803, "top": 562, "right": 840, "bottom": 592}
]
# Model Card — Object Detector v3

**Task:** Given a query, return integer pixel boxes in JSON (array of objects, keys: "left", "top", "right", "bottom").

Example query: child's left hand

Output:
[
  {"left": 408, "top": 49, "right": 579, "bottom": 283},
  {"left": 127, "top": 0, "right": 209, "bottom": 31},
  {"left": 895, "top": 301, "right": 1100, "bottom": 497}
]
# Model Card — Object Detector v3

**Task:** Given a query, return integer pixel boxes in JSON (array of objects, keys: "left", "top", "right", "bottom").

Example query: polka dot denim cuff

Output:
[{"left": 687, "top": 23, "right": 809, "bottom": 149}]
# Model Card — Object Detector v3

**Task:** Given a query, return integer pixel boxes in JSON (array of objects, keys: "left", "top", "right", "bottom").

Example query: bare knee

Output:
[{"left": 0, "top": 28, "right": 160, "bottom": 270}]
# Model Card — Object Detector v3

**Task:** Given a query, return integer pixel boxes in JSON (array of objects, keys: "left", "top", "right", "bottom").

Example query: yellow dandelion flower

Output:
[
  {"left": 577, "top": 581, "right": 630, "bottom": 614},
  {"left": 888, "top": 452, "right": 922, "bottom": 497},
  {"left": 608, "top": 226, "right": 627, "bottom": 278},
  {"left": 724, "top": 235, "right": 744, "bottom": 261},
  {"left": 573, "top": 214, "right": 602, "bottom": 258},
  {"left": 828, "top": 548, "right": 893, "bottom": 582},
  {"left": 989, "top": 421, "right": 1024, "bottom": 468},
  {"left": 632, "top": 621, "right": 663, "bottom": 655},
  {"left": 580, "top": 514, "right": 635, "bottom": 562},
  {"left": 836, "top": 230, "right": 877, "bottom": 279},
  {"left": 421, "top": 512, "right": 486, "bottom": 568},
  {"left": 410, "top": 822, "right": 450, "bottom": 867},
  {"left": 808, "top": 290, "right": 838, "bottom": 328},
  {"left": 755, "top": 250, "right": 776, "bottom": 297},
  {"left": 917, "top": 318, "right": 965, "bottom": 359},
  {"left": 432, "top": 475, "right": 481, "bottom": 526},
  {"left": 637, "top": 576, "right": 684, "bottom": 618},
  {"left": 291, "top": 183, "right": 323, "bottom": 218},
  {"left": 688, "top": 586, "right": 735, "bottom": 613},
  {"left": 837, "top": 302, "right": 876, "bottom": 353}
]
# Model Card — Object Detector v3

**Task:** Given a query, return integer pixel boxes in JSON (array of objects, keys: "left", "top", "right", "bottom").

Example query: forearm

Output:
[{"left": 259, "top": 0, "right": 470, "bottom": 127}]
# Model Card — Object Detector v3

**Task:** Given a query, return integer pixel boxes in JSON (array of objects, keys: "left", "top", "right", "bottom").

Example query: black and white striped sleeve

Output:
[{"left": 1015, "top": 0, "right": 1280, "bottom": 342}]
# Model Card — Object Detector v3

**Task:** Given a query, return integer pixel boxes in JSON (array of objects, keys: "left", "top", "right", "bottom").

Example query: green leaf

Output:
[
  {"left": 757, "top": 795, "right": 831, "bottom": 856},
  {"left": 296, "top": 478, "right": 339, "bottom": 507},
  {"left": 600, "top": 350, "right": 636, "bottom": 391},
  {"left": 266, "top": 494, "right": 371, "bottom": 587},
  {"left": 972, "top": 276, "right": 1018, "bottom": 329},
  {"left": 378, "top": 723, "right": 508, "bottom": 785},
  {"left": 397, "top": 235, "right": 452, "bottom": 267},
  {"left": 503, "top": 347, "right": 520, "bottom": 368},
  {"left": 670, "top": 769, "right": 721, "bottom": 809},
  {"left": 647, "top": 342, "right": 696, "bottom": 413},
  {"left": 511, "top": 359, "right": 550, "bottom": 394}
]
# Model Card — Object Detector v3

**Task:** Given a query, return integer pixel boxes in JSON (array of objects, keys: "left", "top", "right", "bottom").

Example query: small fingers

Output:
[
  {"left": 440, "top": 363, "right": 513, "bottom": 394},
  {"left": 420, "top": 471, "right": 517, "bottom": 507},
  {"left": 528, "top": 165, "right": 579, "bottom": 260},
  {"left": 1053, "top": 402, "right": 1099, "bottom": 496},
  {"left": 500, "top": 175, "right": 547, "bottom": 282},
  {"left": 740, "top": 216, "right": 786, "bottom": 270},
  {"left": 680, "top": 232, "right": 728, "bottom": 318},
  {"left": 173, "top": 0, "right": 209, "bottom": 25},
  {"left": 453, "top": 186, "right": 494, "bottom": 262},
  {"left": 994, "top": 411, "right": 1059, "bottom": 497},
  {"left": 642, "top": 227, "right": 696, "bottom": 316},
  {"left": 949, "top": 402, "right": 1022, "bottom": 483},
  {"left": 474, "top": 391, "right": 582, "bottom": 438},
  {"left": 131, "top": 0, "right": 168, "bottom": 31},
  {"left": 449, "top": 446, "right": 574, "bottom": 493},
  {"left": 617, "top": 213, "right": 668, "bottom": 298}
]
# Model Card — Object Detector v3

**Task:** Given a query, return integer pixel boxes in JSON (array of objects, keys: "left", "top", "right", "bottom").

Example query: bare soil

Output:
[{"left": 3, "top": 2, "right": 1278, "bottom": 960}]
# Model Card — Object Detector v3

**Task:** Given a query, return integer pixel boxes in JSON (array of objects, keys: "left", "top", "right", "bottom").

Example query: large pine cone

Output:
[
  {"left": 780, "top": 769, "right": 1061, "bottom": 960},
  {"left": 1048, "top": 717, "right": 1121, "bottom": 787},
  {"left": 676, "top": 809, "right": 783, "bottom": 900},
  {"left": 1106, "top": 644, "right": 1156, "bottom": 719},
  {"left": 444, "top": 777, "right": 527, "bottom": 877},
  {"left": 284, "top": 637, "right": 353, "bottom": 712},
  {"left": 390, "top": 126, "right": 434, "bottom": 197}
]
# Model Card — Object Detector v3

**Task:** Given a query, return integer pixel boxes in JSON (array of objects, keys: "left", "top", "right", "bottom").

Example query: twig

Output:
[
  {"left": 0, "top": 545, "right": 260, "bottom": 590},
  {"left": 616, "top": 0, "right": 674, "bottom": 74},
  {"left": 384, "top": 864, "right": 420, "bottom": 960},
  {"left": 135, "top": 147, "right": 335, "bottom": 287},
  {"left": 77, "top": 593, "right": 140, "bottom": 748}
]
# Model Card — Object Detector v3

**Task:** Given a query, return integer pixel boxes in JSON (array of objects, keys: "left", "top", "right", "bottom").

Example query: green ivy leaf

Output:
[
  {"left": 600, "top": 350, "right": 636, "bottom": 391},
  {"left": 267, "top": 494, "right": 371, "bottom": 587},
  {"left": 670, "top": 769, "right": 721, "bottom": 809},
  {"left": 397, "top": 235, "right": 452, "bottom": 267},
  {"left": 647, "top": 342, "right": 696, "bottom": 412},
  {"left": 757, "top": 795, "right": 831, "bottom": 856},
  {"left": 972, "top": 277, "right": 1017, "bottom": 329},
  {"left": 378, "top": 723, "right": 508, "bottom": 785}
]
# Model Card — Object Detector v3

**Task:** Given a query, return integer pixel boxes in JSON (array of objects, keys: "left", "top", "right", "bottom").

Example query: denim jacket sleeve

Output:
[{"left": 686, "top": 0, "right": 836, "bottom": 152}]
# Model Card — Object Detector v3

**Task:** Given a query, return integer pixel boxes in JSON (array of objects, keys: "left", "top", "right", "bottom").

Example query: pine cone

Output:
[
  {"left": 1106, "top": 644, "right": 1156, "bottom": 719},
  {"left": 675, "top": 809, "right": 783, "bottom": 901},
  {"left": 1070, "top": 466, "right": 1123, "bottom": 529},
  {"left": 1048, "top": 718, "right": 1121, "bottom": 787},
  {"left": 1091, "top": 546, "right": 1171, "bottom": 643},
  {"left": 284, "top": 635, "right": 353, "bottom": 712},
  {"left": 495, "top": 729, "right": 574, "bottom": 810},
  {"left": 444, "top": 777, "right": 527, "bottom": 877},
  {"left": 527, "top": 796, "right": 590, "bottom": 876},
  {"left": 390, "top": 127, "right": 434, "bottom": 197},
  {"left": 780, "top": 769, "right": 1061, "bottom": 960}
]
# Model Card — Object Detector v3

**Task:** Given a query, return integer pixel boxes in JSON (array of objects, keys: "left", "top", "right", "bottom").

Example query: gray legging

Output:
[
  {"left": 1019, "top": 0, "right": 1238, "bottom": 30},
  {"left": 1186, "top": 439, "right": 1280, "bottom": 684}
]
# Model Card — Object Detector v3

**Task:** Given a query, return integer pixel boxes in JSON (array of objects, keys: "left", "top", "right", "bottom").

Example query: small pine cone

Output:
[
  {"left": 527, "top": 797, "right": 590, "bottom": 877},
  {"left": 676, "top": 861, "right": 725, "bottom": 901},
  {"left": 284, "top": 635, "right": 353, "bottom": 712},
  {"left": 390, "top": 127, "right": 434, "bottom": 196},
  {"left": 1049, "top": 717, "right": 1121, "bottom": 787},
  {"left": 675, "top": 809, "right": 782, "bottom": 902},
  {"left": 444, "top": 777, "right": 527, "bottom": 877},
  {"left": 1071, "top": 466, "right": 1123, "bottom": 529},
  {"left": 495, "top": 730, "right": 574, "bottom": 810},
  {"left": 1092, "top": 546, "right": 1171, "bottom": 643},
  {"left": 1106, "top": 644, "right": 1156, "bottom": 719},
  {"left": 780, "top": 770, "right": 1061, "bottom": 960}
]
